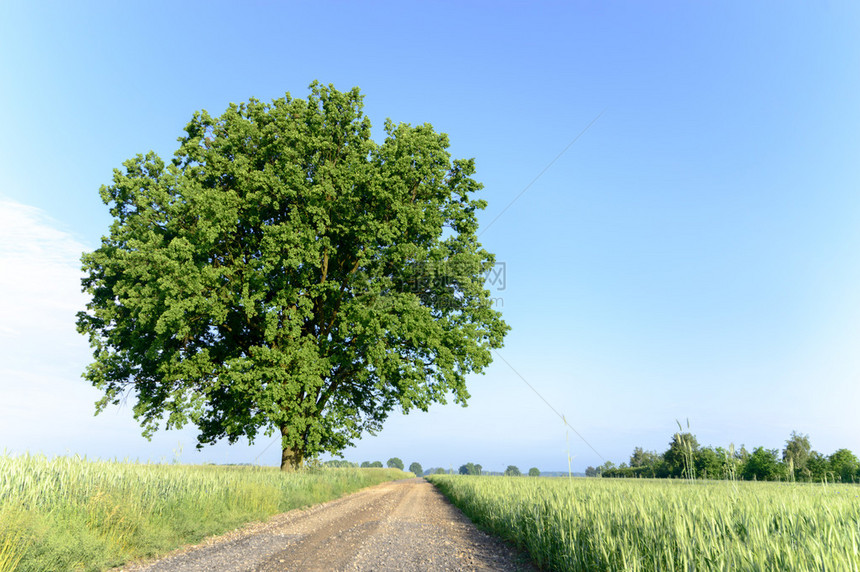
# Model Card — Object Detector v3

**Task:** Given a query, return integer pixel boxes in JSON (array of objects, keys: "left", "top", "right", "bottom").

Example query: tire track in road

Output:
[{"left": 116, "top": 478, "right": 536, "bottom": 572}]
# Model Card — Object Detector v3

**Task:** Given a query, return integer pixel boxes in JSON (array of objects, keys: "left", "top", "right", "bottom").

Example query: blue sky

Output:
[{"left": 2, "top": 1, "right": 859, "bottom": 472}]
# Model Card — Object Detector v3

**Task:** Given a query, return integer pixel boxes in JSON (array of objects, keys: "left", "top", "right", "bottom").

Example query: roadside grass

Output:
[
  {"left": 0, "top": 454, "right": 408, "bottom": 572},
  {"left": 428, "top": 474, "right": 860, "bottom": 571}
]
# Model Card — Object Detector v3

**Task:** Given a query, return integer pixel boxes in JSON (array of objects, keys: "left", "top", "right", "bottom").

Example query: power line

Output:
[
  {"left": 479, "top": 109, "right": 605, "bottom": 238},
  {"left": 493, "top": 349, "right": 605, "bottom": 462},
  {"left": 253, "top": 436, "right": 279, "bottom": 465},
  {"left": 249, "top": 112, "right": 606, "bottom": 468}
]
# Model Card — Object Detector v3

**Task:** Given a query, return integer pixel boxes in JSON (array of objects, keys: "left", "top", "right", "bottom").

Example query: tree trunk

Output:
[{"left": 280, "top": 428, "right": 304, "bottom": 471}]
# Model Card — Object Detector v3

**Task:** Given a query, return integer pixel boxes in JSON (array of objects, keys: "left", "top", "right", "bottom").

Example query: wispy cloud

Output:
[
  {"left": 0, "top": 199, "right": 128, "bottom": 454},
  {"left": 0, "top": 199, "right": 269, "bottom": 462},
  {"left": 0, "top": 199, "right": 90, "bottom": 368}
]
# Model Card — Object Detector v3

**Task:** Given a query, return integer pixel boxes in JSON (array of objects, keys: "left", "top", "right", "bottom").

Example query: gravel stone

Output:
[{"left": 114, "top": 478, "right": 536, "bottom": 572}]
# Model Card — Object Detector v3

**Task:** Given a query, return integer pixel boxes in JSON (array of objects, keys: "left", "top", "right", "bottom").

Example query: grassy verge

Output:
[
  {"left": 427, "top": 474, "right": 860, "bottom": 571},
  {"left": 0, "top": 454, "right": 408, "bottom": 572}
]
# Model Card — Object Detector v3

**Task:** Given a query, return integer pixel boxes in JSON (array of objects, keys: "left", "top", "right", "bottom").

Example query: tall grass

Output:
[
  {"left": 0, "top": 454, "right": 407, "bottom": 572},
  {"left": 428, "top": 475, "right": 860, "bottom": 571}
]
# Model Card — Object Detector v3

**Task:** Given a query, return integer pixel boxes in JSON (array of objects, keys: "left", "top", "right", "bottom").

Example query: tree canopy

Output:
[
  {"left": 599, "top": 429, "right": 860, "bottom": 483},
  {"left": 828, "top": 449, "right": 858, "bottom": 483},
  {"left": 458, "top": 462, "right": 482, "bottom": 475},
  {"left": 78, "top": 82, "right": 508, "bottom": 470},
  {"left": 386, "top": 457, "right": 404, "bottom": 470},
  {"left": 409, "top": 462, "right": 423, "bottom": 476},
  {"left": 742, "top": 447, "right": 785, "bottom": 481},
  {"left": 783, "top": 431, "right": 811, "bottom": 480},
  {"left": 663, "top": 432, "right": 699, "bottom": 479},
  {"left": 629, "top": 447, "right": 660, "bottom": 469},
  {"left": 323, "top": 459, "right": 357, "bottom": 468}
]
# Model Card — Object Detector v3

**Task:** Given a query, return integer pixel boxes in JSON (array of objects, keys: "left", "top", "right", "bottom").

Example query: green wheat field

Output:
[
  {"left": 428, "top": 474, "right": 860, "bottom": 571},
  {"left": 4, "top": 454, "right": 859, "bottom": 571},
  {"left": 0, "top": 454, "right": 406, "bottom": 572}
]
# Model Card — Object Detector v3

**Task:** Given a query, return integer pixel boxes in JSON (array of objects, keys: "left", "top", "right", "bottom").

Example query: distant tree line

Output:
[
  {"left": 456, "top": 463, "right": 540, "bottom": 476},
  {"left": 323, "top": 460, "right": 358, "bottom": 468},
  {"left": 424, "top": 467, "right": 450, "bottom": 475},
  {"left": 324, "top": 458, "right": 423, "bottom": 473},
  {"left": 322, "top": 459, "right": 541, "bottom": 477},
  {"left": 586, "top": 431, "right": 859, "bottom": 482},
  {"left": 459, "top": 462, "right": 483, "bottom": 475}
]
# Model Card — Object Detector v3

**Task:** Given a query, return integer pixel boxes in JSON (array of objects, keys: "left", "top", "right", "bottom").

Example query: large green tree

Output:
[
  {"left": 741, "top": 447, "right": 785, "bottom": 481},
  {"left": 458, "top": 462, "right": 482, "bottom": 475},
  {"left": 78, "top": 82, "right": 508, "bottom": 470},
  {"left": 782, "top": 431, "right": 812, "bottom": 480},
  {"left": 629, "top": 447, "right": 660, "bottom": 469},
  {"left": 694, "top": 447, "right": 723, "bottom": 480},
  {"left": 663, "top": 432, "right": 699, "bottom": 479},
  {"left": 828, "top": 449, "right": 859, "bottom": 483},
  {"left": 504, "top": 465, "right": 522, "bottom": 477},
  {"left": 806, "top": 451, "right": 829, "bottom": 482}
]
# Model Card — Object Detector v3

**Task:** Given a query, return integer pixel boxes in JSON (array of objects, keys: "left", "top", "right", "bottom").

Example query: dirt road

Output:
[{"left": 117, "top": 478, "right": 537, "bottom": 571}]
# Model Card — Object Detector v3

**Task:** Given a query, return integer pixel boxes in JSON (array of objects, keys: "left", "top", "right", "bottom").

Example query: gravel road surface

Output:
[{"left": 116, "top": 478, "right": 537, "bottom": 571}]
